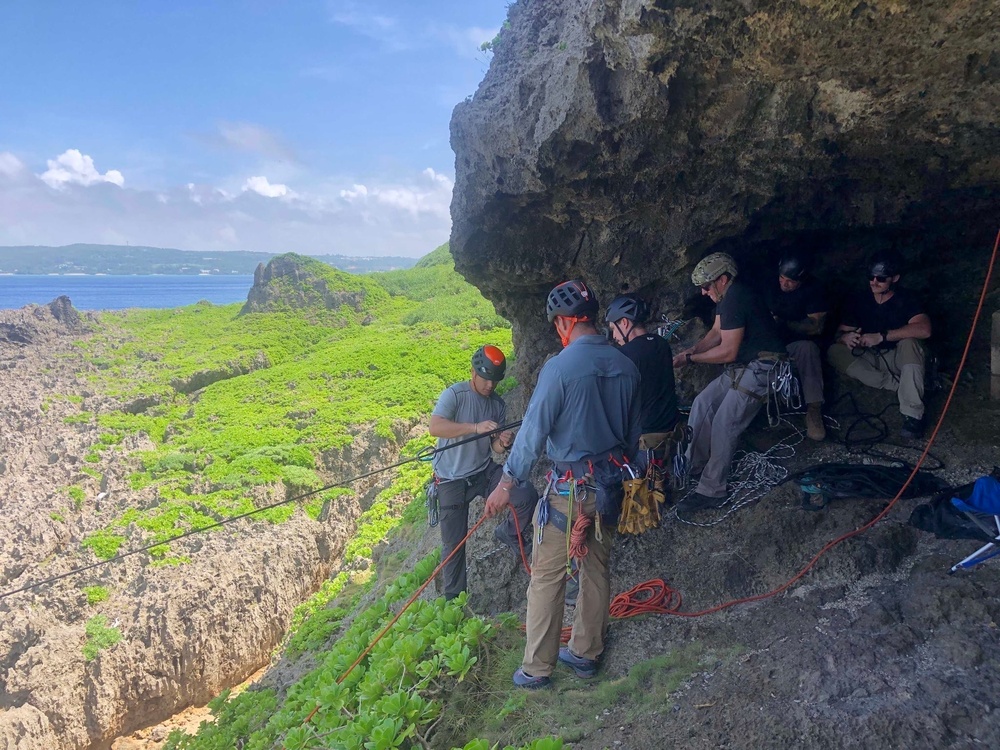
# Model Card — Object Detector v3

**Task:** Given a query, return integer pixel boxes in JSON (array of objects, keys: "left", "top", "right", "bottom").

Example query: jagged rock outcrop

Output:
[
  {"left": 0, "top": 296, "right": 91, "bottom": 346},
  {"left": 451, "top": 0, "right": 1000, "bottom": 382},
  {"left": 241, "top": 253, "right": 368, "bottom": 316}
]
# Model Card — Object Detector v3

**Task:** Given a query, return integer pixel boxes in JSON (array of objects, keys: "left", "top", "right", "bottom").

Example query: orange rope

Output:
[{"left": 568, "top": 511, "right": 591, "bottom": 559}]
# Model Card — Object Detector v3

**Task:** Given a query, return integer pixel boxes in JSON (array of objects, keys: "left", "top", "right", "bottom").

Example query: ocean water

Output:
[{"left": 0, "top": 275, "right": 256, "bottom": 311}]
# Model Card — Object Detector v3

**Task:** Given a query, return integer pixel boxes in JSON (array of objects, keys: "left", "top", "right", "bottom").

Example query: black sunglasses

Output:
[
  {"left": 700, "top": 281, "right": 714, "bottom": 291},
  {"left": 869, "top": 274, "right": 890, "bottom": 283}
]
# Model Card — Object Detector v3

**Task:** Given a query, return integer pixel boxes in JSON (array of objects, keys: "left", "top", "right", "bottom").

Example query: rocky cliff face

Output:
[
  {"left": 0, "top": 303, "right": 404, "bottom": 750},
  {"left": 451, "top": 0, "right": 1000, "bottom": 382}
]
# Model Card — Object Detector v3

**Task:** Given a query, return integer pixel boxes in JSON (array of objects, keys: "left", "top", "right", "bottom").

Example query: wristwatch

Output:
[{"left": 686, "top": 352, "right": 694, "bottom": 364}]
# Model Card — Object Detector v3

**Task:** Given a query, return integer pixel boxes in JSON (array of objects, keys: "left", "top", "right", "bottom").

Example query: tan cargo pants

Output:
[
  {"left": 521, "top": 488, "right": 613, "bottom": 677},
  {"left": 827, "top": 339, "right": 926, "bottom": 419}
]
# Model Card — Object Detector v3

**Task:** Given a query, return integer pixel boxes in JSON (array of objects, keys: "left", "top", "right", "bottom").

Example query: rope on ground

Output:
[{"left": 673, "top": 418, "right": 804, "bottom": 528}]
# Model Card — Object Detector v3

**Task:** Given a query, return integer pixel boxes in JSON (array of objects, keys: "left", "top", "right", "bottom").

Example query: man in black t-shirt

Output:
[
  {"left": 606, "top": 294, "right": 680, "bottom": 477},
  {"left": 827, "top": 252, "right": 932, "bottom": 438},
  {"left": 766, "top": 253, "right": 829, "bottom": 441},
  {"left": 673, "top": 253, "right": 786, "bottom": 512}
]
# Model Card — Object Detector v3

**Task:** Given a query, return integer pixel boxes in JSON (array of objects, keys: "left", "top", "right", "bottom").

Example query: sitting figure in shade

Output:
[
  {"left": 827, "top": 250, "right": 932, "bottom": 439},
  {"left": 672, "top": 252, "right": 787, "bottom": 512},
  {"left": 766, "top": 252, "right": 829, "bottom": 441}
]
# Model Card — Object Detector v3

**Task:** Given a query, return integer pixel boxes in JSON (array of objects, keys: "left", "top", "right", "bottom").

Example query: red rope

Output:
[{"left": 568, "top": 510, "right": 591, "bottom": 559}]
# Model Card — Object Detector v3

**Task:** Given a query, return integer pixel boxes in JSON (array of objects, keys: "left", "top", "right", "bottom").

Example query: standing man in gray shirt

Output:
[
  {"left": 429, "top": 345, "right": 538, "bottom": 600},
  {"left": 485, "top": 280, "right": 640, "bottom": 688}
]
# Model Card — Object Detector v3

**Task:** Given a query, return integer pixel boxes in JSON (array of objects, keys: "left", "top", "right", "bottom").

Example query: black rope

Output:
[
  {"left": 827, "top": 392, "right": 943, "bottom": 471},
  {"left": 0, "top": 420, "right": 522, "bottom": 601}
]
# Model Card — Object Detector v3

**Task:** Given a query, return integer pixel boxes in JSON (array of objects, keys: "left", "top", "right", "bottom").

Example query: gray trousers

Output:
[
  {"left": 687, "top": 361, "right": 774, "bottom": 499},
  {"left": 438, "top": 462, "right": 537, "bottom": 599},
  {"left": 786, "top": 340, "right": 824, "bottom": 405},
  {"left": 827, "top": 339, "right": 926, "bottom": 419}
]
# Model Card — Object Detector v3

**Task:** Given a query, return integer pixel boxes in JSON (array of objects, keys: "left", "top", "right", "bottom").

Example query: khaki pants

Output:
[
  {"left": 521, "top": 489, "right": 613, "bottom": 677},
  {"left": 827, "top": 339, "right": 926, "bottom": 419},
  {"left": 786, "top": 340, "right": 824, "bottom": 405}
]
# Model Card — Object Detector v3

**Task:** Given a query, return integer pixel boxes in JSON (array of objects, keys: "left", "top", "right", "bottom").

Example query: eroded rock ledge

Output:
[{"left": 451, "top": 0, "right": 1000, "bottom": 382}]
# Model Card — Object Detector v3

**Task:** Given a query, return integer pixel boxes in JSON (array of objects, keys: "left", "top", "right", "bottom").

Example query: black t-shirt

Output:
[
  {"left": 841, "top": 287, "right": 925, "bottom": 349},
  {"left": 718, "top": 281, "right": 787, "bottom": 364},
  {"left": 766, "top": 276, "right": 829, "bottom": 344},
  {"left": 619, "top": 333, "right": 679, "bottom": 434}
]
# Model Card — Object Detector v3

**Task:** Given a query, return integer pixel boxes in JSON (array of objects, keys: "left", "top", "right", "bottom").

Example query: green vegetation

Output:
[
  {"left": 66, "top": 485, "right": 86, "bottom": 510},
  {"left": 72, "top": 247, "right": 510, "bottom": 563},
  {"left": 60, "top": 244, "right": 587, "bottom": 747},
  {"left": 82, "top": 585, "right": 110, "bottom": 605},
  {"left": 164, "top": 553, "right": 562, "bottom": 750},
  {"left": 82, "top": 614, "right": 122, "bottom": 660}
]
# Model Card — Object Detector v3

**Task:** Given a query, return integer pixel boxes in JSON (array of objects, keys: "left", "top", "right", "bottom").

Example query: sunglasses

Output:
[
  {"left": 700, "top": 281, "right": 715, "bottom": 291},
  {"left": 869, "top": 275, "right": 890, "bottom": 283}
]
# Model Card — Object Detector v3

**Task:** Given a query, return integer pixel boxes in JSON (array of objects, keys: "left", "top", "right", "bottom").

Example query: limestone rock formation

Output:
[
  {"left": 451, "top": 0, "right": 1000, "bottom": 382},
  {"left": 241, "top": 253, "right": 371, "bottom": 316}
]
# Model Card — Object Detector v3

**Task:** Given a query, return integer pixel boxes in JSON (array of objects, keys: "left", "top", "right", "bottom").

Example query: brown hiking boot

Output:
[{"left": 806, "top": 403, "right": 826, "bottom": 441}]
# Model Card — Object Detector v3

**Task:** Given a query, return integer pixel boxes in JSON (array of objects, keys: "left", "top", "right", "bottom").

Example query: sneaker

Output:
[
  {"left": 512, "top": 668, "right": 551, "bottom": 689},
  {"left": 558, "top": 647, "right": 598, "bottom": 679},
  {"left": 805, "top": 403, "right": 826, "bottom": 441},
  {"left": 675, "top": 491, "right": 728, "bottom": 512},
  {"left": 901, "top": 415, "right": 925, "bottom": 439}
]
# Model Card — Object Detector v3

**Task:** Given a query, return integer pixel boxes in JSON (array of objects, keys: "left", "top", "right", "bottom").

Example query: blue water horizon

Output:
[{"left": 0, "top": 274, "right": 256, "bottom": 311}]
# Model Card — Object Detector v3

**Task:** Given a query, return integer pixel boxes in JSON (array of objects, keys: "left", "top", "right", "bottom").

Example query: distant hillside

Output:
[{"left": 0, "top": 244, "right": 418, "bottom": 275}]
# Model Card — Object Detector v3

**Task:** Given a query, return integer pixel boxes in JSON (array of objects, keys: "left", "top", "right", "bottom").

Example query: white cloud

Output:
[
  {"left": 0, "top": 152, "right": 25, "bottom": 179},
  {"left": 327, "top": 1, "right": 411, "bottom": 52},
  {"left": 216, "top": 122, "right": 296, "bottom": 160},
  {"left": 0, "top": 165, "right": 454, "bottom": 257},
  {"left": 39, "top": 149, "right": 124, "bottom": 189},
  {"left": 339, "top": 168, "right": 452, "bottom": 218},
  {"left": 243, "top": 175, "right": 291, "bottom": 198}
]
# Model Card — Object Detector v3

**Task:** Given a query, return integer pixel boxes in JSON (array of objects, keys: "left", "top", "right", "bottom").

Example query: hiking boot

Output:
[
  {"left": 805, "top": 402, "right": 826, "bottom": 441},
  {"left": 901, "top": 415, "right": 925, "bottom": 439},
  {"left": 512, "top": 668, "right": 551, "bottom": 689},
  {"left": 558, "top": 647, "right": 598, "bottom": 679},
  {"left": 675, "top": 492, "right": 728, "bottom": 513}
]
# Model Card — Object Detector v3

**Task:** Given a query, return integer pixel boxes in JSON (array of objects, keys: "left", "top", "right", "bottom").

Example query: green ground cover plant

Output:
[
  {"left": 82, "top": 614, "right": 122, "bottom": 660},
  {"left": 164, "top": 553, "right": 561, "bottom": 750},
  {"left": 75, "top": 248, "right": 511, "bottom": 562},
  {"left": 82, "top": 585, "right": 110, "bottom": 605}
]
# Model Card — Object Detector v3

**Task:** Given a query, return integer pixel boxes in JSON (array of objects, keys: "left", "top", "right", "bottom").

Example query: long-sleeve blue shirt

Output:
[{"left": 503, "top": 334, "right": 641, "bottom": 482}]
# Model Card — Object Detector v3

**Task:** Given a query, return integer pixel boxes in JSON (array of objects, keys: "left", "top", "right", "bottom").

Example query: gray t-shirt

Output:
[{"left": 431, "top": 381, "right": 506, "bottom": 481}]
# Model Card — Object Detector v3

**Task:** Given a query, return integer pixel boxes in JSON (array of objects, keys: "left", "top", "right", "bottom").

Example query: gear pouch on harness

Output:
[
  {"left": 424, "top": 477, "right": 440, "bottom": 527},
  {"left": 592, "top": 459, "right": 626, "bottom": 527}
]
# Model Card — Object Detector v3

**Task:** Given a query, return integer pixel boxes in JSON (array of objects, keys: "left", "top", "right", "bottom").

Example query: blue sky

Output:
[{"left": 0, "top": 1, "right": 508, "bottom": 257}]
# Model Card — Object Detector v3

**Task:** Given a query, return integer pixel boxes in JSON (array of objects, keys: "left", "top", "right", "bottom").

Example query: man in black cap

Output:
[
  {"left": 827, "top": 251, "right": 932, "bottom": 438},
  {"left": 766, "top": 253, "right": 829, "bottom": 440}
]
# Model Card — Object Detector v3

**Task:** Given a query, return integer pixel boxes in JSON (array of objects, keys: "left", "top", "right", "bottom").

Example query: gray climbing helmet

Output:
[
  {"left": 546, "top": 279, "right": 599, "bottom": 322},
  {"left": 605, "top": 295, "right": 651, "bottom": 324}
]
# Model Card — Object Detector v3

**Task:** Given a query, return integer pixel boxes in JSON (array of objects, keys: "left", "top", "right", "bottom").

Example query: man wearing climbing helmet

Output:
[
  {"left": 484, "top": 279, "right": 640, "bottom": 688},
  {"left": 429, "top": 345, "right": 539, "bottom": 600},
  {"left": 605, "top": 294, "right": 681, "bottom": 480},
  {"left": 766, "top": 252, "right": 830, "bottom": 440},
  {"left": 672, "top": 252, "right": 786, "bottom": 513},
  {"left": 827, "top": 249, "right": 931, "bottom": 439}
]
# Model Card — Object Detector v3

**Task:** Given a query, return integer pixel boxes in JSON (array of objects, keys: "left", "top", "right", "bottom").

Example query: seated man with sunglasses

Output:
[{"left": 827, "top": 251, "right": 932, "bottom": 439}]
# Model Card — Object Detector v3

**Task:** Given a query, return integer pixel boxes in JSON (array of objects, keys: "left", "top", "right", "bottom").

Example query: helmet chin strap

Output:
[{"left": 557, "top": 316, "right": 587, "bottom": 347}]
